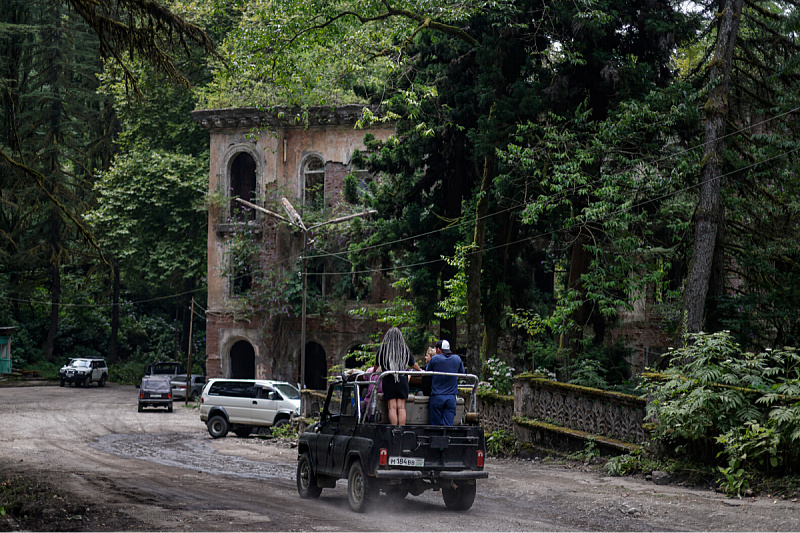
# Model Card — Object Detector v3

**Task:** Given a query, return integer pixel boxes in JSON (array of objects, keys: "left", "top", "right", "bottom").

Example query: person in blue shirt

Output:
[{"left": 426, "top": 340, "right": 465, "bottom": 425}]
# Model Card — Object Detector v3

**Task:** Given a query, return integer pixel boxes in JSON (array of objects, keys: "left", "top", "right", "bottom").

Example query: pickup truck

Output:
[{"left": 296, "top": 370, "right": 487, "bottom": 512}]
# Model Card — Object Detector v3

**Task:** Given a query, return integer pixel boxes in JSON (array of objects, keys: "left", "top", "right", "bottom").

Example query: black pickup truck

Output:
[{"left": 296, "top": 370, "right": 487, "bottom": 512}]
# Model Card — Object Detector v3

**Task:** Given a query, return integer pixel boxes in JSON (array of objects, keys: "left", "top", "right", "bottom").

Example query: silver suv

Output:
[
  {"left": 199, "top": 379, "right": 301, "bottom": 438},
  {"left": 59, "top": 357, "right": 109, "bottom": 387}
]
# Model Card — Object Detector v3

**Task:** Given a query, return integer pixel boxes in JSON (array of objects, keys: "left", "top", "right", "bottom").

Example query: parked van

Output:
[{"left": 199, "top": 379, "right": 301, "bottom": 438}]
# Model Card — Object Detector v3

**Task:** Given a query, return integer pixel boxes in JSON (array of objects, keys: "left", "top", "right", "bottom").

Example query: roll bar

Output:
[{"left": 355, "top": 370, "right": 480, "bottom": 423}]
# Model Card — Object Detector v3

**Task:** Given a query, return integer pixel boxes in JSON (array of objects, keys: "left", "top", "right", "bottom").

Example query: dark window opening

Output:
[
  {"left": 303, "top": 157, "right": 325, "bottom": 211},
  {"left": 232, "top": 261, "right": 253, "bottom": 296},
  {"left": 230, "top": 152, "right": 257, "bottom": 221}
]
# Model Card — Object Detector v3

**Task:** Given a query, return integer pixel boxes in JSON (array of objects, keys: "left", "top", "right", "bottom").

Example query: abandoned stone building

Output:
[
  {"left": 192, "top": 105, "right": 395, "bottom": 389},
  {"left": 192, "top": 105, "right": 674, "bottom": 389}
]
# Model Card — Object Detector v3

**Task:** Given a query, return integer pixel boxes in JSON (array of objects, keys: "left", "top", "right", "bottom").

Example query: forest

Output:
[{"left": 1, "top": 0, "right": 799, "bottom": 390}]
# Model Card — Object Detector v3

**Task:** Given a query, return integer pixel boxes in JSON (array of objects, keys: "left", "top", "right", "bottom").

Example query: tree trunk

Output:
[
  {"left": 682, "top": 0, "right": 743, "bottom": 336},
  {"left": 559, "top": 229, "right": 592, "bottom": 379},
  {"left": 109, "top": 258, "right": 120, "bottom": 364},
  {"left": 45, "top": 259, "right": 60, "bottom": 362},
  {"left": 440, "top": 274, "right": 457, "bottom": 349},
  {"left": 465, "top": 149, "right": 495, "bottom": 377},
  {"left": 482, "top": 208, "right": 515, "bottom": 362},
  {"left": 44, "top": 10, "right": 63, "bottom": 363}
]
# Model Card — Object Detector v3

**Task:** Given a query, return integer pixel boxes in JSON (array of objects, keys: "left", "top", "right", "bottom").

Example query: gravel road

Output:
[{"left": 0, "top": 381, "right": 797, "bottom": 531}]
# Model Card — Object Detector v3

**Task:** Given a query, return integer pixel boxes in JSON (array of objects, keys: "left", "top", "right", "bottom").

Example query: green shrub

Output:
[
  {"left": 485, "top": 430, "right": 517, "bottom": 457},
  {"left": 645, "top": 331, "right": 800, "bottom": 494},
  {"left": 480, "top": 357, "right": 515, "bottom": 395}
]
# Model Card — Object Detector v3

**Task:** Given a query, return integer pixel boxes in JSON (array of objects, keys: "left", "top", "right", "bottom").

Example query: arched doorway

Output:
[
  {"left": 303, "top": 342, "right": 327, "bottom": 390},
  {"left": 230, "top": 340, "right": 255, "bottom": 379}
]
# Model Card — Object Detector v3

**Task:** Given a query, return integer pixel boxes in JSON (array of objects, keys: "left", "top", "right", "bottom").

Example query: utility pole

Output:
[
  {"left": 234, "top": 196, "right": 375, "bottom": 394},
  {"left": 185, "top": 296, "right": 194, "bottom": 405}
]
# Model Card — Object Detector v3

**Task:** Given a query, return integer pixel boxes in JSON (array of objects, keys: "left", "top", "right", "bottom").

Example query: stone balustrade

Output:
[{"left": 514, "top": 374, "right": 648, "bottom": 444}]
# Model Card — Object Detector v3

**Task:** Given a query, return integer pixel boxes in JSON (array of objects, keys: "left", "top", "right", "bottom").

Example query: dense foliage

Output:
[{"left": 645, "top": 332, "right": 800, "bottom": 495}]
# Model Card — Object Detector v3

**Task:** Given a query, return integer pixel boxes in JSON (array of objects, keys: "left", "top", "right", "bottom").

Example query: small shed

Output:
[{"left": 0, "top": 326, "right": 15, "bottom": 374}]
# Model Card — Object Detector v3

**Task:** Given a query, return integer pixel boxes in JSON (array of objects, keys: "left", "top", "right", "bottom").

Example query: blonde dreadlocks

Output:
[{"left": 376, "top": 327, "right": 412, "bottom": 382}]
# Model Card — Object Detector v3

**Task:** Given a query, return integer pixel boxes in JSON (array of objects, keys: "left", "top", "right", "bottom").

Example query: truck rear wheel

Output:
[
  {"left": 347, "top": 460, "right": 372, "bottom": 513},
  {"left": 296, "top": 453, "right": 322, "bottom": 499},
  {"left": 442, "top": 481, "right": 476, "bottom": 511}
]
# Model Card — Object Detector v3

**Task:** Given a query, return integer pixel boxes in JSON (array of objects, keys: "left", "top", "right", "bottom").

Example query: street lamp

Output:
[{"left": 233, "top": 196, "right": 376, "bottom": 392}]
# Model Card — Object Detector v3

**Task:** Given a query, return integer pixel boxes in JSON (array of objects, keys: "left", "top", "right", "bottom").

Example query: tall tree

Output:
[{"left": 682, "top": 0, "right": 745, "bottom": 336}]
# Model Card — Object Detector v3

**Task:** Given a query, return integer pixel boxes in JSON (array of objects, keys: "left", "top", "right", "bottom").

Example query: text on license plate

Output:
[
  {"left": 150, "top": 394, "right": 162, "bottom": 398},
  {"left": 388, "top": 456, "right": 424, "bottom": 467}
]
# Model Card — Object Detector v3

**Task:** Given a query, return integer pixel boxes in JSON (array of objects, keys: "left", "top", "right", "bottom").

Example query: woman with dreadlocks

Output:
[{"left": 375, "top": 327, "right": 421, "bottom": 425}]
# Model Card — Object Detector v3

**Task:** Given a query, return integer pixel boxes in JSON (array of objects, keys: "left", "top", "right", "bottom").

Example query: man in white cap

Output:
[{"left": 427, "top": 340, "right": 465, "bottom": 425}]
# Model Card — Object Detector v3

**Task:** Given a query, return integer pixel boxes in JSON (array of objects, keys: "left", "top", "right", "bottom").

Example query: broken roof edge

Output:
[{"left": 191, "top": 104, "right": 388, "bottom": 131}]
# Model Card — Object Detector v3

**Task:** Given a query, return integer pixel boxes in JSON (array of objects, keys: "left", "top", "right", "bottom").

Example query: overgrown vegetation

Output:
[{"left": 644, "top": 331, "right": 800, "bottom": 496}]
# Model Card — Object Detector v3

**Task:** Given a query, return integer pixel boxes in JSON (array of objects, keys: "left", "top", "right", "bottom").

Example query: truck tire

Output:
[
  {"left": 273, "top": 418, "right": 289, "bottom": 429},
  {"left": 84, "top": 375, "right": 91, "bottom": 387},
  {"left": 296, "top": 453, "right": 322, "bottom": 499},
  {"left": 207, "top": 415, "right": 229, "bottom": 438},
  {"left": 98, "top": 375, "right": 107, "bottom": 387},
  {"left": 442, "top": 481, "right": 476, "bottom": 511},
  {"left": 347, "top": 460, "right": 372, "bottom": 513},
  {"left": 59, "top": 379, "right": 65, "bottom": 387}
]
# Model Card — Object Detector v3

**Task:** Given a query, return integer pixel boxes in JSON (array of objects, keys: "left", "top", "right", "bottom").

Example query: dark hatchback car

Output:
[{"left": 138, "top": 377, "right": 173, "bottom": 412}]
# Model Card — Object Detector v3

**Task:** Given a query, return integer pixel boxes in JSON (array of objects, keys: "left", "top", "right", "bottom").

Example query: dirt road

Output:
[{"left": 0, "top": 381, "right": 797, "bottom": 531}]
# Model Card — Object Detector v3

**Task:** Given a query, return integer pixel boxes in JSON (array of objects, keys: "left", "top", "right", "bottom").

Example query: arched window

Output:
[
  {"left": 303, "top": 156, "right": 325, "bottom": 210},
  {"left": 230, "top": 152, "right": 257, "bottom": 221}
]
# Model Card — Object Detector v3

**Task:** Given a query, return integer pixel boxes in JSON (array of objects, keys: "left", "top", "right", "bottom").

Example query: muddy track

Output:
[{"left": 1, "top": 381, "right": 798, "bottom": 531}]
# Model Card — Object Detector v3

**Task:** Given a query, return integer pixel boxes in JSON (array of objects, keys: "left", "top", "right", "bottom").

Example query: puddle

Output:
[{"left": 91, "top": 432, "right": 295, "bottom": 481}]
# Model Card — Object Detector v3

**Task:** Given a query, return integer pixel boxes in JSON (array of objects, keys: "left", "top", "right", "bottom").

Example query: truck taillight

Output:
[
  {"left": 140, "top": 392, "right": 144, "bottom": 399},
  {"left": 379, "top": 448, "right": 388, "bottom": 466},
  {"left": 477, "top": 450, "right": 484, "bottom": 467},
  {"left": 167, "top": 392, "right": 172, "bottom": 399}
]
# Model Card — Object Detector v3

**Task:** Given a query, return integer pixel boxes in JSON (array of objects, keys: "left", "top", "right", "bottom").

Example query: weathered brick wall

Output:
[
  {"left": 514, "top": 375, "right": 648, "bottom": 444},
  {"left": 610, "top": 308, "right": 676, "bottom": 374},
  {"left": 325, "top": 162, "right": 347, "bottom": 207}
]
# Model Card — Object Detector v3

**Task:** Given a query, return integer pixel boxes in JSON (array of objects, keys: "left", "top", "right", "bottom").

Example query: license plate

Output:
[
  {"left": 389, "top": 456, "right": 424, "bottom": 467},
  {"left": 150, "top": 394, "right": 162, "bottom": 398}
]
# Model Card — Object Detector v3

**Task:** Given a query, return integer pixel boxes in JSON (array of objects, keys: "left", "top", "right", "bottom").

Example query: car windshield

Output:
[
  {"left": 273, "top": 383, "right": 300, "bottom": 399},
  {"left": 143, "top": 379, "right": 171, "bottom": 392},
  {"left": 171, "top": 375, "right": 187, "bottom": 382},
  {"left": 69, "top": 360, "right": 91, "bottom": 368},
  {"left": 152, "top": 366, "right": 178, "bottom": 375}
]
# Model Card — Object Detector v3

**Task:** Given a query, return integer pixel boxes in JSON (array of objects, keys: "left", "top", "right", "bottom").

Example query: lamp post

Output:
[{"left": 233, "top": 196, "right": 376, "bottom": 393}]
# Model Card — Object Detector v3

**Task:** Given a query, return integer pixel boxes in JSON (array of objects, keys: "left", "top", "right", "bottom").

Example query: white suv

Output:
[
  {"left": 199, "top": 379, "right": 301, "bottom": 438},
  {"left": 59, "top": 357, "right": 109, "bottom": 387}
]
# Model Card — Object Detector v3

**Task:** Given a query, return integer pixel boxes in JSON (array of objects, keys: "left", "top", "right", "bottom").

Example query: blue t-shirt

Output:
[{"left": 427, "top": 353, "right": 465, "bottom": 396}]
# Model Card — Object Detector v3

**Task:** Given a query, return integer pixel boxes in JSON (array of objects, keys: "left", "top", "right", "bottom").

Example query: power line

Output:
[{"left": 4, "top": 104, "right": 798, "bottom": 309}]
